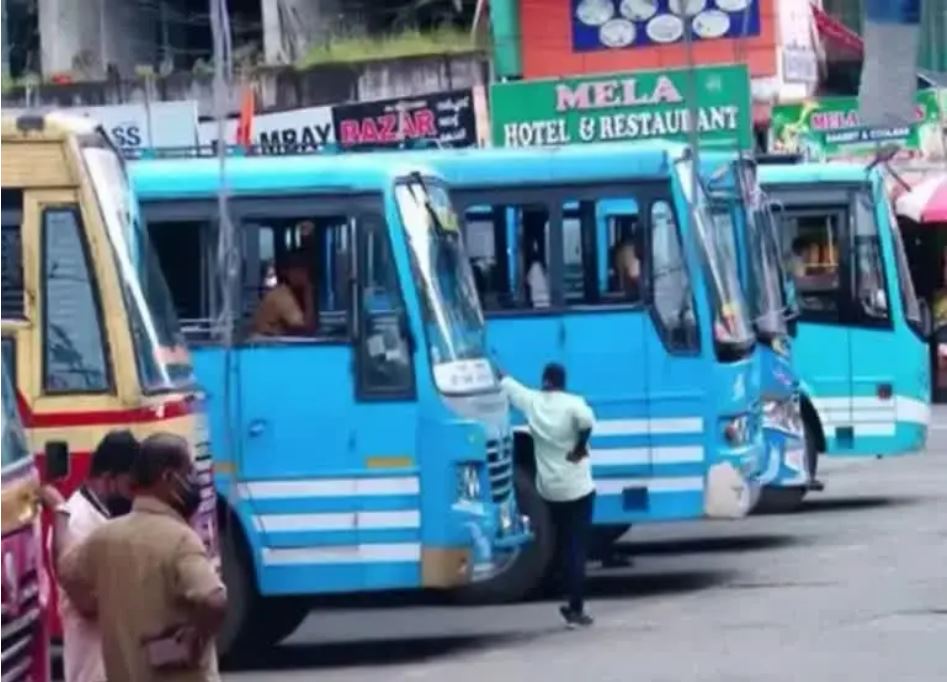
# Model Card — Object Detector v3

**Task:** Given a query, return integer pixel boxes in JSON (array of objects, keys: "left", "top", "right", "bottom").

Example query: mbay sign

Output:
[{"left": 490, "top": 64, "right": 753, "bottom": 150}]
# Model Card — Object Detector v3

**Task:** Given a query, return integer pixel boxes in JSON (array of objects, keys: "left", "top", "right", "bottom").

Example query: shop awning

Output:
[
  {"left": 896, "top": 173, "right": 947, "bottom": 224},
  {"left": 811, "top": 3, "right": 863, "bottom": 58}
]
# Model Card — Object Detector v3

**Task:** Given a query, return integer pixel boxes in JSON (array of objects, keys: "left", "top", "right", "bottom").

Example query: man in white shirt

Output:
[
  {"left": 500, "top": 363, "right": 596, "bottom": 627},
  {"left": 41, "top": 430, "right": 140, "bottom": 682}
]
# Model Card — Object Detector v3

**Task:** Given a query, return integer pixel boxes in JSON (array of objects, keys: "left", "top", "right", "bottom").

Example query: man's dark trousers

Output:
[{"left": 547, "top": 491, "right": 596, "bottom": 614}]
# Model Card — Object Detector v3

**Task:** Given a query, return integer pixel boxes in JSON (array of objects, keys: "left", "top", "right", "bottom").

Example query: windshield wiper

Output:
[{"left": 408, "top": 171, "right": 449, "bottom": 234}]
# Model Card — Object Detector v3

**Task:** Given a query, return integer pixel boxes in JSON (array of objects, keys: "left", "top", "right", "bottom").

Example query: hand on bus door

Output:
[{"left": 38, "top": 484, "right": 66, "bottom": 511}]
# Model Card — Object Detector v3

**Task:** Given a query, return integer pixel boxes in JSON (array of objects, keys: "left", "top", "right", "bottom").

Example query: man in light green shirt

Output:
[{"left": 500, "top": 362, "right": 596, "bottom": 628}]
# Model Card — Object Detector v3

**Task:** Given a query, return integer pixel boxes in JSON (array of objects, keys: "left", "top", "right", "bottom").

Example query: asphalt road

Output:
[{"left": 225, "top": 410, "right": 947, "bottom": 682}]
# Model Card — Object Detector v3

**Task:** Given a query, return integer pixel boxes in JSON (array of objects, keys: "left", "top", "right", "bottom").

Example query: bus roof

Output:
[
  {"left": 759, "top": 162, "right": 873, "bottom": 185},
  {"left": 130, "top": 153, "right": 443, "bottom": 200},
  {"left": 389, "top": 141, "right": 687, "bottom": 187},
  {"left": 1, "top": 111, "right": 100, "bottom": 142}
]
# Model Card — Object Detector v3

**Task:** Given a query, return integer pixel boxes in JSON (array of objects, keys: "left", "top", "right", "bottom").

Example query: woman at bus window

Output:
[
  {"left": 931, "top": 246, "right": 947, "bottom": 329},
  {"left": 252, "top": 250, "right": 316, "bottom": 337}
]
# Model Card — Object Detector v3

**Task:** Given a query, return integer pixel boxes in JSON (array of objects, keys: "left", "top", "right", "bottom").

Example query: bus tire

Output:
[
  {"left": 453, "top": 467, "right": 554, "bottom": 604},
  {"left": 216, "top": 520, "right": 261, "bottom": 661},
  {"left": 756, "top": 412, "right": 820, "bottom": 514},
  {"left": 253, "top": 597, "right": 312, "bottom": 648},
  {"left": 589, "top": 524, "right": 631, "bottom": 560}
]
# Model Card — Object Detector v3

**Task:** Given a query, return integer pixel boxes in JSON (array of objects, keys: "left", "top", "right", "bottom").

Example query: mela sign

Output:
[{"left": 490, "top": 64, "right": 752, "bottom": 150}]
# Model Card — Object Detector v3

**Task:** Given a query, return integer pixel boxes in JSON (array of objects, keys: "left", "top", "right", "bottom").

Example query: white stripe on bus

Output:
[
  {"left": 260, "top": 543, "right": 421, "bottom": 565},
  {"left": 594, "top": 418, "right": 704, "bottom": 437},
  {"left": 595, "top": 477, "right": 704, "bottom": 495},
  {"left": 253, "top": 510, "right": 421, "bottom": 533},
  {"left": 592, "top": 446, "right": 704, "bottom": 466},
  {"left": 239, "top": 477, "right": 420, "bottom": 500}
]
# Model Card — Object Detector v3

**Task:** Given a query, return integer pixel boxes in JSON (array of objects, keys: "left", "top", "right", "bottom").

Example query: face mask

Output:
[
  {"left": 106, "top": 495, "right": 133, "bottom": 517},
  {"left": 170, "top": 471, "right": 202, "bottom": 520}
]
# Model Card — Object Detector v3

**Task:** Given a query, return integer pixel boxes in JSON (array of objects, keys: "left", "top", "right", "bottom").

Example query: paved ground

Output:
[{"left": 225, "top": 411, "right": 947, "bottom": 682}]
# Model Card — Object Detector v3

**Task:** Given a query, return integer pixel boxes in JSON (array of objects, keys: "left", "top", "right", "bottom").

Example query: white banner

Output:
[
  {"left": 7, "top": 101, "right": 201, "bottom": 151},
  {"left": 197, "top": 105, "right": 336, "bottom": 152}
]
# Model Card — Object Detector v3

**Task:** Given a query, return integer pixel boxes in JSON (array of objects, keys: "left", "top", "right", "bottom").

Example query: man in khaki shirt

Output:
[
  {"left": 252, "top": 250, "right": 316, "bottom": 337},
  {"left": 59, "top": 434, "right": 227, "bottom": 682}
]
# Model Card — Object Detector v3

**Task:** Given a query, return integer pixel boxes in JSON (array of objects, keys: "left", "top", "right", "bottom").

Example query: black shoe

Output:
[{"left": 559, "top": 605, "right": 595, "bottom": 629}]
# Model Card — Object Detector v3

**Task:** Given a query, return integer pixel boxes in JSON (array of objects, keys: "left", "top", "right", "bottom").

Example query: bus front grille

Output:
[{"left": 486, "top": 437, "right": 514, "bottom": 503}]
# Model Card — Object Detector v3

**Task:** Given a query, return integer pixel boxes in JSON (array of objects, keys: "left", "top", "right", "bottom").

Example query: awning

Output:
[
  {"left": 811, "top": 3, "right": 863, "bottom": 58},
  {"left": 896, "top": 173, "right": 947, "bottom": 224}
]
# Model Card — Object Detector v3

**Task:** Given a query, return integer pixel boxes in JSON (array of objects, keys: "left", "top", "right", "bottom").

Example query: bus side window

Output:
[
  {"left": 561, "top": 197, "right": 641, "bottom": 306},
  {"left": 148, "top": 219, "right": 215, "bottom": 333},
  {"left": 461, "top": 203, "right": 550, "bottom": 311},
  {"left": 356, "top": 215, "right": 413, "bottom": 398},
  {"left": 853, "top": 193, "right": 889, "bottom": 322},
  {"left": 1, "top": 190, "right": 24, "bottom": 320},
  {"left": 42, "top": 207, "right": 111, "bottom": 393},
  {"left": 783, "top": 210, "right": 842, "bottom": 320},
  {"left": 650, "top": 200, "right": 698, "bottom": 352},
  {"left": 244, "top": 217, "right": 351, "bottom": 342}
]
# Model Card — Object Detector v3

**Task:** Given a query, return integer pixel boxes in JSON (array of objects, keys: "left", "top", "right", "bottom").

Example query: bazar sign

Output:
[
  {"left": 490, "top": 64, "right": 753, "bottom": 149},
  {"left": 769, "top": 90, "right": 944, "bottom": 159},
  {"left": 332, "top": 88, "right": 478, "bottom": 150},
  {"left": 197, "top": 104, "right": 335, "bottom": 152}
]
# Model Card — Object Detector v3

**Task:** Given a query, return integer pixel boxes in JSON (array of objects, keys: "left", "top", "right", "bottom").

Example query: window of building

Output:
[{"left": 42, "top": 207, "right": 110, "bottom": 393}]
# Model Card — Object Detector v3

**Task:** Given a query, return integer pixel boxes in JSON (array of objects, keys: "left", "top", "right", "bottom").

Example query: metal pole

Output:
[{"left": 681, "top": 6, "right": 700, "bottom": 201}]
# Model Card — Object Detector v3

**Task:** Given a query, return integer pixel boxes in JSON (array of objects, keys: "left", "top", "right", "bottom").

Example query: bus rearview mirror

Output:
[{"left": 45, "top": 440, "right": 71, "bottom": 482}]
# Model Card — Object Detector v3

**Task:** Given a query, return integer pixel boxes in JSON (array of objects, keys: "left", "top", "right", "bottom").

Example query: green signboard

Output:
[
  {"left": 489, "top": 64, "right": 753, "bottom": 150},
  {"left": 770, "top": 89, "right": 944, "bottom": 160}
]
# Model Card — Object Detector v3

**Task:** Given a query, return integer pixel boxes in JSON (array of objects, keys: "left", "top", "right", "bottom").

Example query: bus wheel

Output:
[
  {"left": 452, "top": 467, "right": 554, "bottom": 604},
  {"left": 217, "top": 525, "right": 261, "bottom": 661},
  {"left": 756, "top": 417, "right": 819, "bottom": 514},
  {"left": 253, "top": 597, "right": 312, "bottom": 648},
  {"left": 589, "top": 525, "right": 632, "bottom": 565}
]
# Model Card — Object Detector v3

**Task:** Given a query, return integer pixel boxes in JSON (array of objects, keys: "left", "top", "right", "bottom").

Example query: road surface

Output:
[{"left": 225, "top": 410, "right": 947, "bottom": 682}]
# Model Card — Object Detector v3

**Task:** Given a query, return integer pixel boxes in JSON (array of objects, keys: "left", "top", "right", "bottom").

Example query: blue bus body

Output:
[
  {"left": 394, "top": 143, "right": 764, "bottom": 564},
  {"left": 131, "top": 154, "right": 531, "bottom": 641},
  {"left": 699, "top": 153, "right": 810, "bottom": 507},
  {"left": 760, "top": 163, "right": 929, "bottom": 462}
]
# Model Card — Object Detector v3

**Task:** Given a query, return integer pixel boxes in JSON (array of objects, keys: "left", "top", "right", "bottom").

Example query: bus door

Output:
[
  {"left": 13, "top": 187, "right": 135, "bottom": 483},
  {"left": 846, "top": 185, "right": 904, "bottom": 446},
  {"left": 457, "top": 196, "right": 563, "bottom": 389},
  {"left": 643, "top": 195, "right": 707, "bottom": 517},
  {"left": 775, "top": 187, "right": 854, "bottom": 449},
  {"left": 556, "top": 191, "right": 651, "bottom": 520}
]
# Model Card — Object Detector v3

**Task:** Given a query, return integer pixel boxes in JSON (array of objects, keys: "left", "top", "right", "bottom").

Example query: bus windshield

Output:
[
  {"left": 80, "top": 138, "right": 195, "bottom": 394},
  {"left": 395, "top": 179, "right": 494, "bottom": 394},
  {"left": 2, "top": 370, "right": 30, "bottom": 470},
  {"left": 746, "top": 204, "right": 787, "bottom": 339},
  {"left": 678, "top": 161, "right": 754, "bottom": 349}
]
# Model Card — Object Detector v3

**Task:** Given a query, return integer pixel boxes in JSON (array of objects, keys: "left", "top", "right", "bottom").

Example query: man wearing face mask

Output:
[
  {"left": 58, "top": 433, "right": 227, "bottom": 682},
  {"left": 41, "top": 429, "right": 139, "bottom": 682}
]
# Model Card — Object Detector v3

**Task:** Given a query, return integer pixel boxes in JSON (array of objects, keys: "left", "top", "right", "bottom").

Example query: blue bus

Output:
[
  {"left": 759, "top": 162, "right": 930, "bottom": 472},
  {"left": 700, "top": 153, "right": 810, "bottom": 511},
  {"left": 395, "top": 142, "right": 764, "bottom": 592},
  {"left": 130, "top": 153, "right": 530, "bottom": 651}
]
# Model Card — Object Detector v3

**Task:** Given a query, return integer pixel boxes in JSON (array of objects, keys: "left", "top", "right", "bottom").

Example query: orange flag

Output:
[{"left": 235, "top": 87, "right": 255, "bottom": 147}]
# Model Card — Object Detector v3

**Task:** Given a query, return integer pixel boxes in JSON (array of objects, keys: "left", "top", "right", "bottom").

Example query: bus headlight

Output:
[{"left": 457, "top": 464, "right": 481, "bottom": 502}]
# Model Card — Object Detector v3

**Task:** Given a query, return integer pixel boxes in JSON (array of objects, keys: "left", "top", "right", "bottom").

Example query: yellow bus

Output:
[{"left": 1, "top": 112, "right": 219, "bottom": 639}]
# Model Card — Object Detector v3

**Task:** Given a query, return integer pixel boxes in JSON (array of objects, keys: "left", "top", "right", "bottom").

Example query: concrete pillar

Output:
[{"left": 261, "top": 0, "right": 340, "bottom": 65}]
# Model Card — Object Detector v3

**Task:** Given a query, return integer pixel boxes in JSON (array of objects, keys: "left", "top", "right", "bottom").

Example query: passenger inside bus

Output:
[
  {"left": 613, "top": 238, "right": 641, "bottom": 301},
  {"left": 523, "top": 209, "right": 550, "bottom": 308},
  {"left": 251, "top": 250, "right": 316, "bottom": 337}
]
